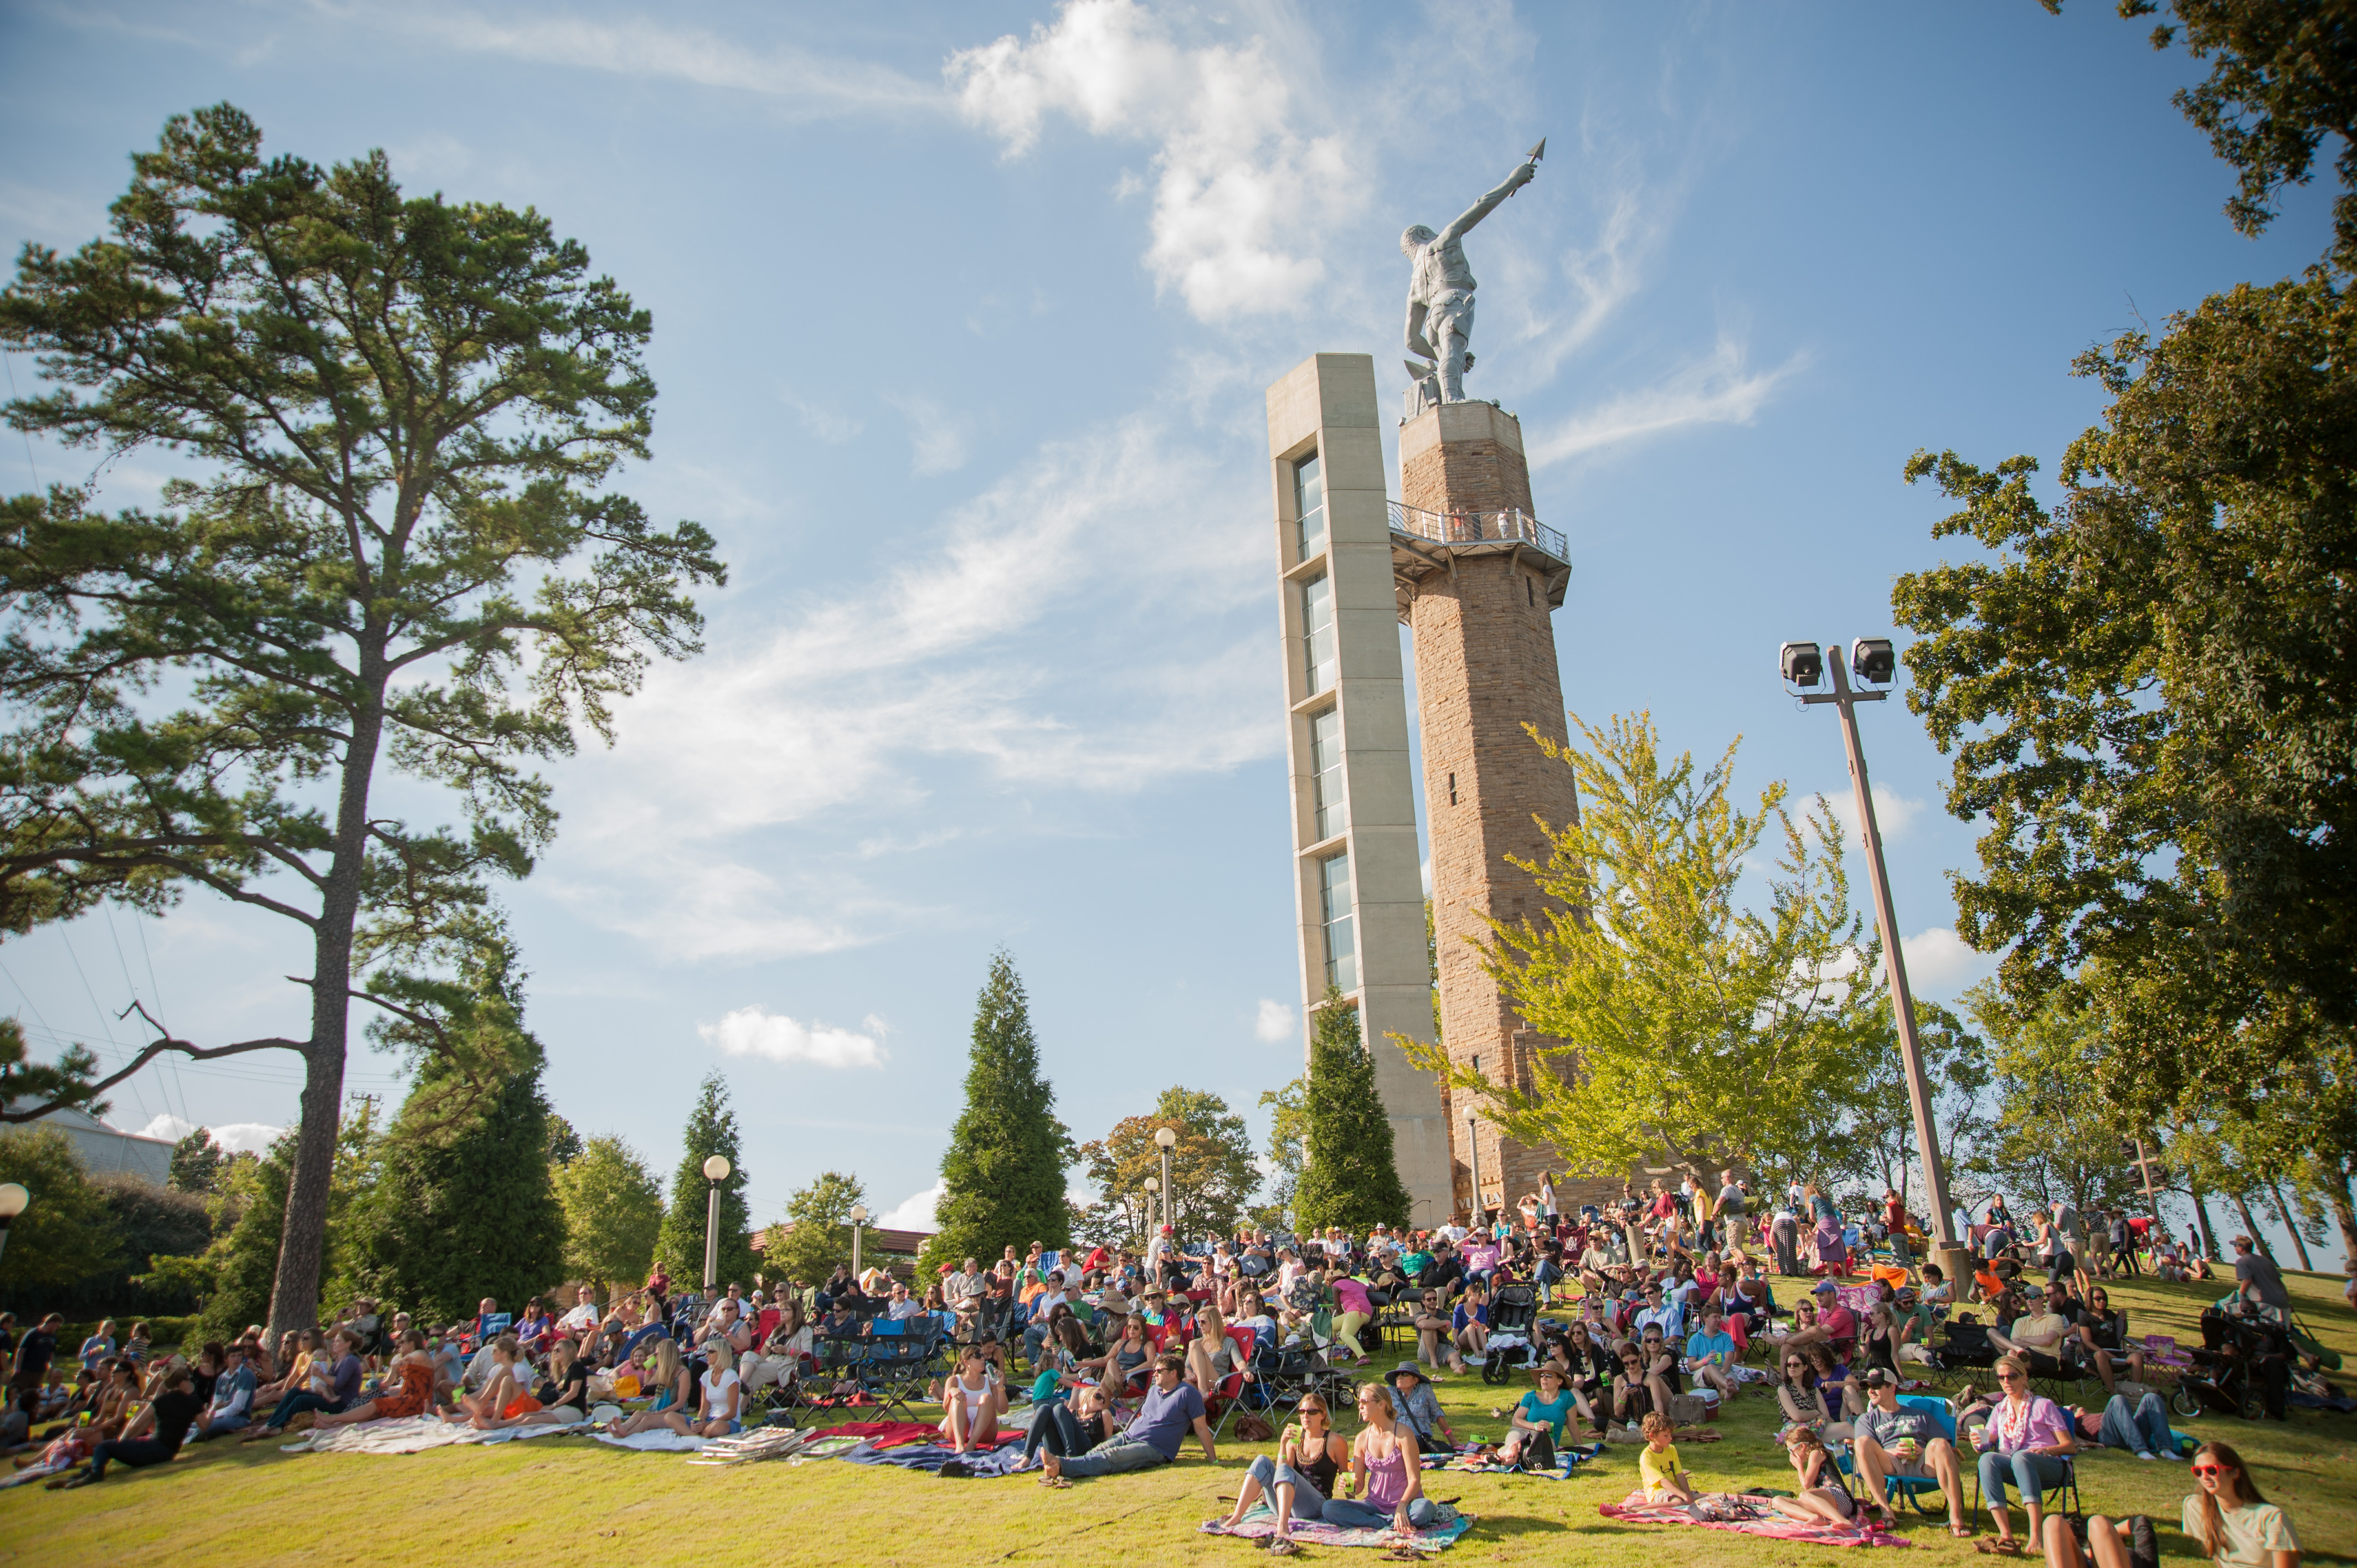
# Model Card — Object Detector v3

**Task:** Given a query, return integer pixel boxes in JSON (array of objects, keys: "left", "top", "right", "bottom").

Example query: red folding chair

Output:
[{"left": 1206, "top": 1326, "right": 1259, "bottom": 1440}]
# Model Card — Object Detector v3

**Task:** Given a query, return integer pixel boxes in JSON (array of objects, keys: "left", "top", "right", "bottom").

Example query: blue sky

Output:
[{"left": 1, "top": 2, "right": 2341, "bottom": 1266}]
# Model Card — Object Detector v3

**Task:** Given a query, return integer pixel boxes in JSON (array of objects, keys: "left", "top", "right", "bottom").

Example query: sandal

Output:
[
  {"left": 1268, "top": 1540, "right": 1300, "bottom": 1557},
  {"left": 1977, "top": 1537, "right": 2023, "bottom": 1556}
]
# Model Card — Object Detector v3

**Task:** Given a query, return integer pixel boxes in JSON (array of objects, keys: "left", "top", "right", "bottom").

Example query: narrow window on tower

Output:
[
  {"left": 1320, "top": 853, "right": 1357, "bottom": 991},
  {"left": 1310, "top": 707, "right": 1347, "bottom": 840},
  {"left": 1301, "top": 574, "right": 1337, "bottom": 695},
  {"left": 1448, "top": 771, "right": 1458, "bottom": 805},
  {"left": 1526, "top": 574, "right": 1535, "bottom": 606},
  {"left": 1294, "top": 452, "right": 1326, "bottom": 562}
]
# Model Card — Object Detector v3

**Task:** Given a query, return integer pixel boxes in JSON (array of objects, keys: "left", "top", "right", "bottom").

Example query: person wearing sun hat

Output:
[{"left": 1383, "top": 1361, "right": 1458, "bottom": 1452}]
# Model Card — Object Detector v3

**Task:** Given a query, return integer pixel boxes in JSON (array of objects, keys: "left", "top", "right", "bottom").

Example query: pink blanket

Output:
[{"left": 1600, "top": 1492, "right": 1913, "bottom": 1548}]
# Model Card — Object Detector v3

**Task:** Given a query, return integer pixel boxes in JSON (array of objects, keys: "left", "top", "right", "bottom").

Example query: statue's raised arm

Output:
[
  {"left": 1401, "top": 141, "right": 1542, "bottom": 407},
  {"left": 1440, "top": 155, "right": 1538, "bottom": 248}
]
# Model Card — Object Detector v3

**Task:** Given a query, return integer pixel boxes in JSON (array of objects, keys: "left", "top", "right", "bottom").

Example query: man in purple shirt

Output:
[{"left": 1042, "top": 1352, "right": 1214, "bottom": 1481}]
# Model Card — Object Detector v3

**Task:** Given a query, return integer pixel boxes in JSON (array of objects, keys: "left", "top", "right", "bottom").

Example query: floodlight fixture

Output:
[
  {"left": 1780, "top": 641, "right": 1824, "bottom": 688},
  {"left": 1851, "top": 638, "right": 1896, "bottom": 685}
]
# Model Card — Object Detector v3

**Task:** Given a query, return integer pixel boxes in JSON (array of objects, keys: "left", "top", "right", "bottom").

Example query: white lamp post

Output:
[
  {"left": 1154, "top": 1127, "right": 1177, "bottom": 1238},
  {"left": 0, "top": 1183, "right": 27, "bottom": 1264},
  {"left": 1141, "top": 1177, "right": 1159, "bottom": 1250},
  {"left": 849, "top": 1203, "right": 869, "bottom": 1279},
  {"left": 701, "top": 1154, "right": 732, "bottom": 1294}
]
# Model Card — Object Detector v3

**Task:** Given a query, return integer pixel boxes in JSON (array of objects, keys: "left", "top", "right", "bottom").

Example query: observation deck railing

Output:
[{"left": 1387, "top": 499, "right": 1567, "bottom": 561}]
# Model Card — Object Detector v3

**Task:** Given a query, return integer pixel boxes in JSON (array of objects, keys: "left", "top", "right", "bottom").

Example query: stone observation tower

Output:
[{"left": 1265, "top": 141, "right": 1592, "bottom": 1226}]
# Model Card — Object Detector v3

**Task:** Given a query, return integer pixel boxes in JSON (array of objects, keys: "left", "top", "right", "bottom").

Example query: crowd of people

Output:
[{"left": 0, "top": 1173, "right": 2330, "bottom": 1566}]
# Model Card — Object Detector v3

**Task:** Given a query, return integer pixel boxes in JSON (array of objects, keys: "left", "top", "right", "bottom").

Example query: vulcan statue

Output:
[{"left": 1402, "top": 141, "right": 1542, "bottom": 407}]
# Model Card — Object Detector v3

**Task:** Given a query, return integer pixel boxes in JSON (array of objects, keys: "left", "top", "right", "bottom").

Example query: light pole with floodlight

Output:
[
  {"left": 701, "top": 1154, "right": 732, "bottom": 1295},
  {"left": 1779, "top": 637, "right": 1972, "bottom": 1290},
  {"left": 849, "top": 1203, "right": 868, "bottom": 1280},
  {"left": 0, "top": 1183, "right": 25, "bottom": 1263},
  {"left": 1154, "top": 1127, "right": 1177, "bottom": 1238}
]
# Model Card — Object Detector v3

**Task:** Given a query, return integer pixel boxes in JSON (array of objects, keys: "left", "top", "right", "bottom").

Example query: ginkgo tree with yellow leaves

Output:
[{"left": 1401, "top": 712, "right": 1888, "bottom": 1195}]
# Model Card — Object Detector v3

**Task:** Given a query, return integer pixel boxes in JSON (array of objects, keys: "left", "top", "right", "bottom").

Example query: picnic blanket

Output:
[
  {"left": 840, "top": 1440, "right": 1030, "bottom": 1476},
  {"left": 807, "top": 1420, "right": 1016, "bottom": 1451},
  {"left": 283, "top": 1416, "right": 593, "bottom": 1456},
  {"left": 594, "top": 1429, "right": 714, "bottom": 1452},
  {"left": 1599, "top": 1490, "right": 1911, "bottom": 1548},
  {"left": 1201, "top": 1504, "right": 1478, "bottom": 1550}
]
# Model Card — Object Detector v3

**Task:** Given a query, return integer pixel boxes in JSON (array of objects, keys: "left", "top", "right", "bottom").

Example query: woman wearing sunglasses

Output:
[
  {"left": 1970, "top": 1355, "right": 2079, "bottom": 1556},
  {"left": 2035, "top": 1441, "right": 2296, "bottom": 1568}
]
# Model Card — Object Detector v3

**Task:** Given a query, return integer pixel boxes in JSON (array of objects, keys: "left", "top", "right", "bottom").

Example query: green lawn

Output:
[{"left": 3, "top": 1269, "right": 2349, "bottom": 1566}]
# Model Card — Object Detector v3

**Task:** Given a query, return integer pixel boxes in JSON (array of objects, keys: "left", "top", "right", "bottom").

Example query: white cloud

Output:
[
  {"left": 947, "top": 0, "right": 1357, "bottom": 321},
  {"left": 699, "top": 1005, "right": 888, "bottom": 1069},
  {"left": 129, "top": 1113, "right": 284, "bottom": 1153},
  {"left": 1253, "top": 998, "right": 1294, "bottom": 1043},
  {"left": 1901, "top": 927, "right": 1994, "bottom": 993},
  {"left": 378, "top": 10, "right": 940, "bottom": 116},
  {"left": 878, "top": 1179, "right": 945, "bottom": 1231},
  {"left": 1526, "top": 338, "right": 1804, "bottom": 468},
  {"left": 1825, "top": 782, "right": 1929, "bottom": 845},
  {"left": 887, "top": 394, "right": 974, "bottom": 476}
]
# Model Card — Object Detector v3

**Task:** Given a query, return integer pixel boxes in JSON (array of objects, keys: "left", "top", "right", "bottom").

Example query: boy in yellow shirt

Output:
[{"left": 1638, "top": 1411, "right": 1696, "bottom": 1503}]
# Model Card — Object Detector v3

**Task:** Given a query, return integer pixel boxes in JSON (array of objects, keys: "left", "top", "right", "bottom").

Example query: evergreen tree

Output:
[
  {"left": 923, "top": 952, "right": 1072, "bottom": 1272},
  {"left": 351, "top": 934, "right": 564, "bottom": 1323},
  {"left": 655, "top": 1071, "right": 754, "bottom": 1291},
  {"left": 1294, "top": 988, "right": 1411, "bottom": 1234},
  {"left": 168, "top": 1127, "right": 226, "bottom": 1193}
]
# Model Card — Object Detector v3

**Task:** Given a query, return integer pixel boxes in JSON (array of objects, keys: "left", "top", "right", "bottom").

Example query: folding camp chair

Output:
[
  {"left": 1205, "top": 1326, "right": 1259, "bottom": 1441},
  {"left": 1838, "top": 1395, "right": 1960, "bottom": 1518},
  {"left": 1967, "top": 1441, "right": 2082, "bottom": 1525}
]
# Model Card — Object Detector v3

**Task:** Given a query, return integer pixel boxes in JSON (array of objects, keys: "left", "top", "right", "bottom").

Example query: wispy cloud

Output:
[
  {"left": 543, "top": 412, "right": 1275, "bottom": 962},
  {"left": 948, "top": 0, "right": 1357, "bottom": 321},
  {"left": 134, "top": 1112, "right": 285, "bottom": 1153},
  {"left": 700, "top": 1004, "right": 889, "bottom": 1069},
  {"left": 1526, "top": 337, "right": 1804, "bottom": 467},
  {"left": 888, "top": 394, "right": 974, "bottom": 476},
  {"left": 785, "top": 394, "right": 863, "bottom": 446},
  {"left": 366, "top": 7, "right": 941, "bottom": 116},
  {"left": 1826, "top": 782, "right": 1928, "bottom": 845}
]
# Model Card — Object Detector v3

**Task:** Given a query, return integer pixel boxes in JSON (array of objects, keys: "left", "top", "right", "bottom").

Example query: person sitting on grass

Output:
[
  {"left": 1496, "top": 1363, "right": 1582, "bottom": 1470},
  {"left": 1638, "top": 1410, "right": 1697, "bottom": 1505},
  {"left": 1040, "top": 1351, "right": 1214, "bottom": 1484},
  {"left": 1021, "top": 1378, "right": 1113, "bottom": 1467},
  {"left": 2063, "top": 1387, "right": 2179, "bottom": 1464},
  {"left": 673, "top": 1348, "right": 742, "bottom": 1438},
  {"left": 1311, "top": 1380, "right": 1439, "bottom": 1534},
  {"left": 1773, "top": 1347, "right": 1854, "bottom": 1442},
  {"left": 1683, "top": 1309, "right": 1741, "bottom": 1400},
  {"left": 1851, "top": 1367, "right": 1971, "bottom": 1538},
  {"left": 1206, "top": 1389, "right": 1350, "bottom": 1552},
  {"left": 1972, "top": 1354, "right": 2080, "bottom": 1556},
  {"left": 939, "top": 1344, "right": 1005, "bottom": 1454},
  {"left": 76, "top": 1321, "right": 119, "bottom": 1375},
  {"left": 1384, "top": 1360, "right": 1459, "bottom": 1453},
  {"left": 1449, "top": 1280, "right": 1491, "bottom": 1374},
  {"left": 190, "top": 1343, "right": 256, "bottom": 1440},
  {"left": 1772, "top": 1423, "right": 1884, "bottom": 1529},
  {"left": 260, "top": 1327, "right": 364, "bottom": 1436},
  {"left": 606, "top": 1340, "right": 691, "bottom": 1437},
  {"left": 442, "top": 1335, "right": 540, "bottom": 1428},
  {"left": 1091, "top": 1313, "right": 1152, "bottom": 1396},
  {"left": 314, "top": 1331, "right": 437, "bottom": 1431},
  {"left": 2040, "top": 1440, "right": 2296, "bottom": 1568},
  {"left": 45, "top": 1361, "right": 202, "bottom": 1490}
]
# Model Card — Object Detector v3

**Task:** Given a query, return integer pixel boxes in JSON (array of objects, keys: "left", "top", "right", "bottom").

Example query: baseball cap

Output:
[
  {"left": 1812, "top": 1279, "right": 1838, "bottom": 1294},
  {"left": 1862, "top": 1367, "right": 1896, "bottom": 1388}
]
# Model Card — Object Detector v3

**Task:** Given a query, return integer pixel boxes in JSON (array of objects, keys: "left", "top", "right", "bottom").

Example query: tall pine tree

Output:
[
  {"left": 1294, "top": 988, "right": 1411, "bottom": 1234},
  {"left": 353, "top": 935, "right": 564, "bottom": 1323},
  {"left": 924, "top": 952, "right": 1072, "bottom": 1271},
  {"left": 656, "top": 1071, "right": 754, "bottom": 1291}
]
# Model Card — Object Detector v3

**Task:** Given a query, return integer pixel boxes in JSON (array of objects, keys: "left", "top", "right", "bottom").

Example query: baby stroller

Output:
[
  {"left": 1480, "top": 1284, "right": 1543, "bottom": 1385},
  {"left": 2174, "top": 1305, "right": 2291, "bottom": 1421}
]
